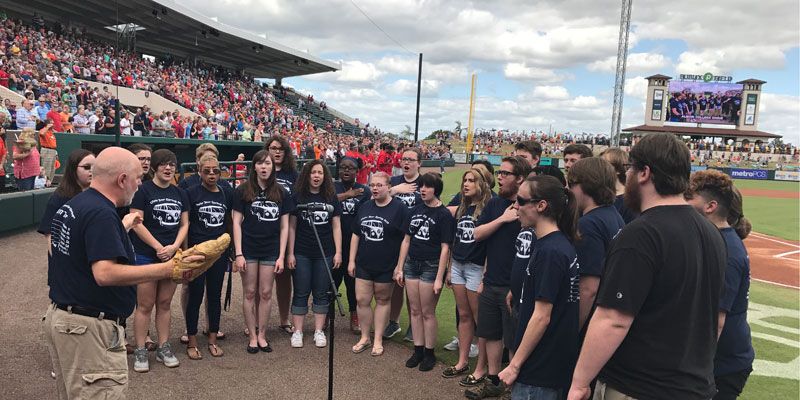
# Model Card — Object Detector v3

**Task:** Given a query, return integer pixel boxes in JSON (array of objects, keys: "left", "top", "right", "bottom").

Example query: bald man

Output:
[{"left": 42, "top": 147, "right": 202, "bottom": 400}]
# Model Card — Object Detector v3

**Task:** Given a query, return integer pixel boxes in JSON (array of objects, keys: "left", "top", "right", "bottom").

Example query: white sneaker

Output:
[
  {"left": 314, "top": 330, "right": 327, "bottom": 348},
  {"left": 443, "top": 336, "right": 459, "bottom": 351},
  {"left": 469, "top": 343, "right": 478, "bottom": 358},
  {"left": 291, "top": 331, "right": 304, "bottom": 348}
]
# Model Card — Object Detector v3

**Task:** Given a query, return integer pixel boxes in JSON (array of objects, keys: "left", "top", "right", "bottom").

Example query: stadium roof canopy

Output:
[
  {"left": 623, "top": 124, "right": 781, "bottom": 140},
  {"left": 0, "top": 0, "right": 340, "bottom": 79}
]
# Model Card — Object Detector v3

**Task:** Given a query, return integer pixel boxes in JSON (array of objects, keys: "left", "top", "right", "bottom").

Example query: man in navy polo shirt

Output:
[{"left": 43, "top": 147, "right": 203, "bottom": 400}]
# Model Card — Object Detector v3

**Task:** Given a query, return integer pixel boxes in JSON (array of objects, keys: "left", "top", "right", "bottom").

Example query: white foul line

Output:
[
  {"left": 752, "top": 278, "right": 800, "bottom": 290},
  {"left": 750, "top": 232, "right": 800, "bottom": 249},
  {"left": 774, "top": 250, "right": 800, "bottom": 259}
]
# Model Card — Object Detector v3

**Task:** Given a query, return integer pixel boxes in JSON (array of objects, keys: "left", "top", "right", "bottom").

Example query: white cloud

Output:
[
  {"left": 376, "top": 56, "right": 469, "bottom": 83},
  {"left": 503, "top": 63, "right": 562, "bottom": 82},
  {"left": 588, "top": 53, "right": 672, "bottom": 74},
  {"left": 530, "top": 86, "right": 570, "bottom": 100},
  {"left": 624, "top": 76, "right": 649, "bottom": 99},
  {"left": 675, "top": 46, "right": 786, "bottom": 75},
  {"left": 385, "top": 79, "right": 440, "bottom": 97},
  {"left": 758, "top": 93, "right": 800, "bottom": 144}
]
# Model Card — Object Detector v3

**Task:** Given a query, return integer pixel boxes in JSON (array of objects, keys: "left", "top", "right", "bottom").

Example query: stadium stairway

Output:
[
  {"left": 274, "top": 88, "right": 362, "bottom": 136},
  {"left": 0, "top": 85, "right": 26, "bottom": 107},
  {"left": 76, "top": 79, "right": 198, "bottom": 119}
]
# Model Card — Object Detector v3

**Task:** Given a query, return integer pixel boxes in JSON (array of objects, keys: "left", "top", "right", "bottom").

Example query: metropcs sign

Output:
[{"left": 679, "top": 73, "right": 734, "bottom": 83}]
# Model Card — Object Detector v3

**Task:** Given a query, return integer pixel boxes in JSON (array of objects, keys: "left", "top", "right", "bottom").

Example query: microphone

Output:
[{"left": 296, "top": 203, "right": 334, "bottom": 213}]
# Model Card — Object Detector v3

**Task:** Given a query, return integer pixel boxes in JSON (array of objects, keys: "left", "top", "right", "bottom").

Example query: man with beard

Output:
[
  {"left": 43, "top": 147, "right": 204, "bottom": 399},
  {"left": 567, "top": 133, "right": 727, "bottom": 400},
  {"left": 464, "top": 156, "right": 531, "bottom": 399}
]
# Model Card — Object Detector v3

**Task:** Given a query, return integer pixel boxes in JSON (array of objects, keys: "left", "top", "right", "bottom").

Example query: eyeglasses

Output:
[
  {"left": 516, "top": 196, "right": 543, "bottom": 207},
  {"left": 138, "top": 156, "right": 151, "bottom": 162},
  {"left": 77, "top": 164, "right": 92, "bottom": 171},
  {"left": 401, "top": 157, "right": 418, "bottom": 162},
  {"left": 158, "top": 162, "right": 176, "bottom": 168},
  {"left": 268, "top": 146, "right": 285, "bottom": 152},
  {"left": 201, "top": 168, "right": 221, "bottom": 175},
  {"left": 496, "top": 170, "right": 516, "bottom": 177}
]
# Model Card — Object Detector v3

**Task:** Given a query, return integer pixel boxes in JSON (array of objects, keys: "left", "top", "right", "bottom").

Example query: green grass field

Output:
[{"left": 371, "top": 167, "right": 800, "bottom": 399}]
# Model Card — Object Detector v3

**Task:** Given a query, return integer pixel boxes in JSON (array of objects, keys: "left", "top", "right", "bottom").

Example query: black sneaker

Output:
[
  {"left": 464, "top": 381, "right": 506, "bottom": 399},
  {"left": 405, "top": 352, "right": 423, "bottom": 368},
  {"left": 419, "top": 353, "right": 436, "bottom": 372},
  {"left": 383, "top": 320, "right": 401, "bottom": 339}
]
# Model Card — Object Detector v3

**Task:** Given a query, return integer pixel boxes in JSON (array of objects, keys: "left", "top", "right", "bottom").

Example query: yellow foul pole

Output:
[{"left": 466, "top": 73, "right": 476, "bottom": 153}]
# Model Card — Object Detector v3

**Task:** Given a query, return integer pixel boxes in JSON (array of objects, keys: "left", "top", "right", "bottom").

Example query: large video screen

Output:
[{"left": 666, "top": 81, "right": 743, "bottom": 125}]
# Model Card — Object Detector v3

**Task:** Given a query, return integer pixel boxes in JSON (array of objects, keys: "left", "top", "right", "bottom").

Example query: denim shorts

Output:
[
  {"left": 449, "top": 259, "right": 483, "bottom": 292},
  {"left": 135, "top": 254, "right": 156, "bottom": 266},
  {"left": 403, "top": 259, "right": 438, "bottom": 283},
  {"left": 511, "top": 382, "right": 563, "bottom": 400},
  {"left": 244, "top": 256, "right": 277, "bottom": 266}
]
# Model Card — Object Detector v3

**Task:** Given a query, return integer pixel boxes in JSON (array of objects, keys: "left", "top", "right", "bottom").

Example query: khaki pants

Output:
[
  {"left": 594, "top": 381, "right": 638, "bottom": 400},
  {"left": 40, "top": 147, "right": 57, "bottom": 183},
  {"left": 43, "top": 304, "right": 129, "bottom": 400}
]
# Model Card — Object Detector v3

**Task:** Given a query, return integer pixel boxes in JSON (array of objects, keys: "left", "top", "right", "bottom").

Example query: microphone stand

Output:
[{"left": 302, "top": 208, "right": 345, "bottom": 400}]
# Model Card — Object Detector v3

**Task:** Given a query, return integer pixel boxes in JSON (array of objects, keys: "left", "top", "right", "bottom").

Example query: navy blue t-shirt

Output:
[
  {"left": 715, "top": 227, "right": 754, "bottom": 376},
  {"left": 352, "top": 198, "right": 408, "bottom": 272},
  {"left": 335, "top": 181, "right": 371, "bottom": 251},
  {"left": 576, "top": 205, "right": 624, "bottom": 277},
  {"left": 276, "top": 169, "right": 299, "bottom": 195},
  {"left": 129, "top": 181, "right": 190, "bottom": 260},
  {"left": 404, "top": 202, "right": 455, "bottom": 262},
  {"left": 186, "top": 184, "right": 232, "bottom": 245},
  {"left": 451, "top": 205, "right": 487, "bottom": 266},
  {"left": 509, "top": 228, "right": 536, "bottom": 303},
  {"left": 232, "top": 184, "right": 294, "bottom": 259},
  {"left": 477, "top": 196, "right": 521, "bottom": 287},
  {"left": 613, "top": 195, "right": 638, "bottom": 224},
  {"left": 39, "top": 192, "right": 73, "bottom": 288},
  {"left": 292, "top": 192, "right": 342, "bottom": 257},
  {"left": 390, "top": 174, "right": 422, "bottom": 209},
  {"left": 514, "top": 231, "right": 580, "bottom": 390},
  {"left": 38, "top": 192, "right": 71, "bottom": 235},
  {"left": 48, "top": 188, "right": 137, "bottom": 317}
]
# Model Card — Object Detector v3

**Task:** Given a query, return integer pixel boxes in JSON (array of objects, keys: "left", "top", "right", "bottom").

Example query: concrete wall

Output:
[{"left": 76, "top": 79, "right": 198, "bottom": 118}]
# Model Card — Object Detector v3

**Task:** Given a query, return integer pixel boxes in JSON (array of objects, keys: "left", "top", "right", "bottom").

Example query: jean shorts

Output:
[
  {"left": 511, "top": 382, "right": 563, "bottom": 400},
  {"left": 135, "top": 254, "right": 156, "bottom": 266},
  {"left": 403, "top": 259, "right": 438, "bottom": 283},
  {"left": 244, "top": 256, "right": 277, "bottom": 266},
  {"left": 449, "top": 259, "right": 483, "bottom": 292}
]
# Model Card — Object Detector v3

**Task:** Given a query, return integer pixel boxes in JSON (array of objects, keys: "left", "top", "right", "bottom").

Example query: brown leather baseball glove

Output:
[{"left": 171, "top": 233, "right": 231, "bottom": 283}]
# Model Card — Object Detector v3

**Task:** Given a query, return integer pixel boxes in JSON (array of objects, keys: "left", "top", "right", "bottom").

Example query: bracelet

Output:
[{"left": 235, "top": 254, "right": 244, "bottom": 258}]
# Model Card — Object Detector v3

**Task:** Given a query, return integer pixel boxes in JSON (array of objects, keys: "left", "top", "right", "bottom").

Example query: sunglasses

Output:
[
  {"left": 202, "top": 168, "right": 221, "bottom": 175},
  {"left": 516, "top": 196, "right": 544, "bottom": 207}
]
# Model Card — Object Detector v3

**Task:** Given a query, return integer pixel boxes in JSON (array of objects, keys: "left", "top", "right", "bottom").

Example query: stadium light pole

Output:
[
  {"left": 414, "top": 53, "right": 422, "bottom": 142},
  {"left": 610, "top": 0, "right": 633, "bottom": 147}
]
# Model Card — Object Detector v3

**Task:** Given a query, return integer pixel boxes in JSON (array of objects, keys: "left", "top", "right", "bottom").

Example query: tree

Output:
[
  {"left": 454, "top": 121, "right": 462, "bottom": 138},
  {"left": 401, "top": 124, "right": 412, "bottom": 140}
]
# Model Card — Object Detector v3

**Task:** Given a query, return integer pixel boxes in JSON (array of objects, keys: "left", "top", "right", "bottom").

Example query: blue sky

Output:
[{"left": 181, "top": 0, "right": 800, "bottom": 143}]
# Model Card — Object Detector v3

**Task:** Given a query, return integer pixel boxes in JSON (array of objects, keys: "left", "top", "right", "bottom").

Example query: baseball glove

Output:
[{"left": 171, "top": 233, "right": 231, "bottom": 283}]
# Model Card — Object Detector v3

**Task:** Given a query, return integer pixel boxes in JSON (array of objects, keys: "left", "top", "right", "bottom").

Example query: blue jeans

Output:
[
  {"left": 291, "top": 254, "right": 333, "bottom": 315},
  {"left": 16, "top": 176, "right": 35, "bottom": 191},
  {"left": 511, "top": 383, "right": 563, "bottom": 400}
]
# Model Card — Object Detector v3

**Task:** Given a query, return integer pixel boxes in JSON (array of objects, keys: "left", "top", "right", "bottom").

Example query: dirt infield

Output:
[
  {"left": 745, "top": 232, "right": 800, "bottom": 288},
  {"left": 739, "top": 189, "right": 799, "bottom": 199},
  {"left": 0, "top": 229, "right": 467, "bottom": 400}
]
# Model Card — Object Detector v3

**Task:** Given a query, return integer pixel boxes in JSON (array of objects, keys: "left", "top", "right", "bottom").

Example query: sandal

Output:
[
  {"left": 352, "top": 341, "right": 371, "bottom": 354},
  {"left": 279, "top": 324, "right": 294, "bottom": 335},
  {"left": 458, "top": 374, "right": 486, "bottom": 387},
  {"left": 442, "top": 364, "right": 469, "bottom": 378},
  {"left": 370, "top": 346, "right": 384, "bottom": 357},
  {"left": 186, "top": 346, "right": 202, "bottom": 360},
  {"left": 203, "top": 330, "right": 226, "bottom": 340},
  {"left": 208, "top": 344, "right": 224, "bottom": 357}
]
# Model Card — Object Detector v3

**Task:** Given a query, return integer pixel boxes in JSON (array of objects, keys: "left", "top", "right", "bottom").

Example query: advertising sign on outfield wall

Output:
[
  {"left": 691, "top": 165, "right": 708, "bottom": 172},
  {"left": 453, "top": 153, "right": 468, "bottom": 163},
  {"left": 729, "top": 168, "right": 769, "bottom": 180},
  {"left": 774, "top": 170, "right": 800, "bottom": 181}
]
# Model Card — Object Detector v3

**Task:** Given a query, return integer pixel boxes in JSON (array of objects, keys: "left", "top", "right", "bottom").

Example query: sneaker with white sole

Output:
[
  {"left": 443, "top": 336, "right": 459, "bottom": 351},
  {"left": 469, "top": 343, "right": 479, "bottom": 358},
  {"left": 133, "top": 347, "right": 149, "bottom": 373},
  {"left": 314, "top": 330, "right": 327, "bottom": 348},
  {"left": 156, "top": 342, "right": 180, "bottom": 368},
  {"left": 291, "top": 331, "right": 304, "bottom": 348}
]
